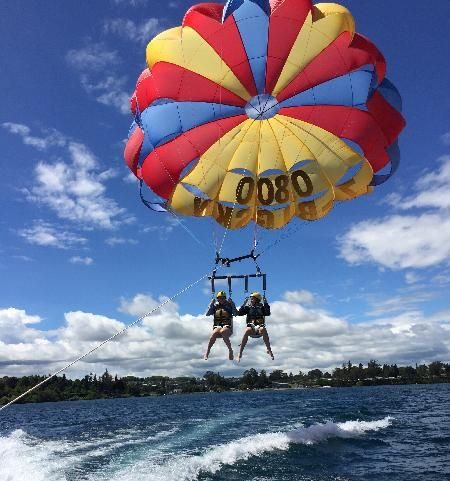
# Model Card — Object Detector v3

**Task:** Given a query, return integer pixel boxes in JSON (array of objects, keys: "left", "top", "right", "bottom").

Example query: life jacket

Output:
[
  {"left": 246, "top": 303, "right": 265, "bottom": 326},
  {"left": 213, "top": 303, "right": 232, "bottom": 327}
]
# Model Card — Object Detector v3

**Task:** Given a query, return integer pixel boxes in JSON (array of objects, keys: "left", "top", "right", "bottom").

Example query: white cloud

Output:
[
  {"left": 98, "top": 168, "right": 118, "bottom": 181},
  {"left": 0, "top": 308, "right": 44, "bottom": 344},
  {"left": 1, "top": 123, "right": 68, "bottom": 151},
  {"left": 103, "top": 18, "right": 163, "bottom": 44},
  {"left": 282, "top": 290, "right": 315, "bottom": 305},
  {"left": 80, "top": 74, "right": 130, "bottom": 114},
  {"left": 18, "top": 222, "right": 87, "bottom": 249},
  {"left": 400, "top": 156, "right": 450, "bottom": 210},
  {"left": 25, "top": 141, "right": 128, "bottom": 230},
  {"left": 338, "top": 156, "right": 450, "bottom": 270},
  {"left": 69, "top": 256, "right": 94, "bottom": 265},
  {"left": 66, "top": 44, "right": 121, "bottom": 71},
  {"left": 12, "top": 255, "right": 33, "bottom": 262},
  {"left": 59, "top": 312, "right": 125, "bottom": 342},
  {"left": 124, "top": 171, "right": 138, "bottom": 184},
  {"left": 66, "top": 43, "right": 131, "bottom": 115},
  {"left": 365, "top": 291, "right": 436, "bottom": 317},
  {"left": 119, "top": 293, "right": 178, "bottom": 318},
  {"left": 405, "top": 272, "right": 421, "bottom": 285},
  {"left": 69, "top": 142, "right": 97, "bottom": 170},
  {"left": 432, "top": 272, "right": 450, "bottom": 285},
  {"left": 113, "top": 0, "right": 149, "bottom": 6},
  {"left": 1, "top": 122, "right": 30, "bottom": 136},
  {"left": 441, "top": 132, "right": 450, "bottom": 145},
  {"left": 142, "top": 217, "right": 181, "bottom": 240},
  {"left": 338, "top": 214, "right": 450, "bottom": 269},
  {"left": 105, "top": 237, "right": 138, "bottom": 246},
  {"left": 0, "top": 293, "right": 448, "bottom": 378}
]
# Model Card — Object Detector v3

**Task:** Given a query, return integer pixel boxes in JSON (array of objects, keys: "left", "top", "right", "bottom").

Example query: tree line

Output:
[{"left": 1, "top": 360, "right": 449, "bottom": 405}]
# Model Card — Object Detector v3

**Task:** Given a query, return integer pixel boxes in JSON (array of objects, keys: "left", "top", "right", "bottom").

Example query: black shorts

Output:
[{"left": 213, "top": 324, "right": 233, "bottom": 335}]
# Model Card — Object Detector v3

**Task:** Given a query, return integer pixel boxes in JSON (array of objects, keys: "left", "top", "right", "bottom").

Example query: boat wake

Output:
[{"left": 0, "top": 417, "right": 393, "bottom": 481}]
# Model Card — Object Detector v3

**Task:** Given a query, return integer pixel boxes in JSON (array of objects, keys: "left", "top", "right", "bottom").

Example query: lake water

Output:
[{"left": 0, "top": 384, "right": 449, "bottom": 481}]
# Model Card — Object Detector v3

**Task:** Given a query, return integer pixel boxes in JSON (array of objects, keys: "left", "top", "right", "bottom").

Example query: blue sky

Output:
[{"left": 1, "top": 0, "right": 449, "bottom": 378}]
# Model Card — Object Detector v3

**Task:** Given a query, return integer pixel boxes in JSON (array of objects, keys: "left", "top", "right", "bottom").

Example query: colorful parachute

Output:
[{"left": 124, "top": 0, "right": 405, "bottom": 229}]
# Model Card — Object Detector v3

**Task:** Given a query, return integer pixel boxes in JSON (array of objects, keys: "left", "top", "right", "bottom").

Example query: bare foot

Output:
[
  {"left": 267, "top": 350, "right": 274, "bottom": 360},
  {"left": 228, "top": 349, "right": 234, "bottom": 361},
  {"left": 236, "top": 354, "right": 241, "bottom": 363},
  {"left": 204, "top": 353, "right": 209, "bottom": 360}
]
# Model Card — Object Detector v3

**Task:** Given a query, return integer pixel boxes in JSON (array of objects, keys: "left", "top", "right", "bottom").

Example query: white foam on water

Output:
[
  {"left": 287, "top": 416, "right": 394, "bottom": 444},
  {"left": 0, "top": 430, "right": 65, "bottom": 481},
  {"left": 338, "top": 417, "right": 393, "bottom": 434},
  {"left": 0, "top": 418, "right": 393, "bottom": 481},
  {"left": 0, "top": 426, "right": 179, "bottom": 481},
  {"left": 98, "top": 432, "right": 290, "bottom": 481},
  {"left": 68, "top": 426, "right": 180, "bottom": 457},
  {"left": 105, "top": 417, "right": 394, "bottom": 481}
]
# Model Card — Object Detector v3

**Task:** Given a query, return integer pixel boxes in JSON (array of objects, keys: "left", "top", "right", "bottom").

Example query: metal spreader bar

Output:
[
  {"left": 209, "top": 273, "right": 267, "bottom": 297},
  {"left": 215, "top": 249, "right": 261, "bottom": 270},
  {"left": 210, "top": 249, "right": 266, "bottom": 297}
]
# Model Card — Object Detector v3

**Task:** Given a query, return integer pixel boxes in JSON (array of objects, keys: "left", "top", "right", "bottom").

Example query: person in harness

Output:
[
  {"left": 204, "top": 291, "right": 237, "bottom": 360},
  {"left": 236, "top": 292, "right": 274, "bottom": 362}
]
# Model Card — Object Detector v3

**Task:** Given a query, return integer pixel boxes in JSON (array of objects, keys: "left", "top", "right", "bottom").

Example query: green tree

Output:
[
  {"left": 269, "top": 370, "right": 288, "bottom": 382},
  {"left": 256, "top": 370, "right": 270, "bottom": 388},
  {"left": 242, "top": 369, "right": 259, "bottom": 389},
  {"left": 367, "top": 360, "right": 382, "bottom": 378},
  {"left": 416, "top": 364, "right": 428, "bottom": 378},
  {"left": 429, "top": 361, "right": 444, "bottom": 377}
]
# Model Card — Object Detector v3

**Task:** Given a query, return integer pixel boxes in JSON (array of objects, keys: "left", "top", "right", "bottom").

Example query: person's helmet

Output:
[
  {"left": 250, "top": 292, "right": 262, "bottom": 301},
  {"left": 216, "top": 291, "right": 227, "bottom": 299}
]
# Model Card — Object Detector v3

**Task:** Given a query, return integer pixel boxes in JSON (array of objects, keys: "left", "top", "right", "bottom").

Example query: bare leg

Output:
[
  {"left": 204, "top": 328, "right": 221, "bottom": 360},
  {"left": 220, "top": 327, "right": 233, "bottom": 360},
  {"left": 236, "top": 327, "right": 253, "bottom": 362},
  {"left": 260, "top": 327, "right": 274, "bottom": 360}
]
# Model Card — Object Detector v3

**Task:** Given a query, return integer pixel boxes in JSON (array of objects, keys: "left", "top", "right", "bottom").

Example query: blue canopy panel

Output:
[
  {"left": 225, "top": 0, "right": 271, "bottom": 94},
  {"left": 140, "top": 101, "right": 245, "bottom": 151},
  {"left": 370, "top": 141, "right": 400, "bottom": 186},
  {"left": 222, "top": 0, "right": 270, "bottom": 21},
  {"left": 137, "top": 128, "right": 156, "bottom": 168},
  {"left": 377, "top": 78, "right": 403, "bottom": 112},
  {"left": 279, "top": 66, "right": 376, "bottom": 109}
]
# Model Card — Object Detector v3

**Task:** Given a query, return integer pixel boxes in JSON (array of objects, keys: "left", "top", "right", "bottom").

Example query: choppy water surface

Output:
[{"left": 0, "top": 384, "right": 449, "bottom": 481}]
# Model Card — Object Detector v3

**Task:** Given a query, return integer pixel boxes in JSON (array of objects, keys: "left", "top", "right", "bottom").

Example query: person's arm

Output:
[
  {"left": 229, "top": 298, "right": 238, "bottom": 316},
  {"left": 206, "top": 299, "right": 215, "bottom": 316},
  {"left": 263, "top": 299, "right": 271, "bottom": 316},
  {"left": 237, "top": 302, "right": 249, "bottom": 316}
]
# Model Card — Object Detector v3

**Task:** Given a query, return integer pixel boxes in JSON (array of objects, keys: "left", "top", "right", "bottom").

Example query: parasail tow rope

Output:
[{"left": 0, "top": 269, "right": 217, "bottom": 413}]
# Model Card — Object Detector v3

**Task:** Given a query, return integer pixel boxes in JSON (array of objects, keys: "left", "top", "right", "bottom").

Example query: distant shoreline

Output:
[
  {"left": 1, "top": 362, "right": 449, "bottom": 406},
  {"left": 2, "top": 381, "right": 450, "bottom": 407},
  {"left": 2, "top": 380, "right": 450, "bottom": 407}
]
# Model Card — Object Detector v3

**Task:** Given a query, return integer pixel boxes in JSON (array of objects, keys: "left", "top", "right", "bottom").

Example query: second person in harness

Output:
[{"left": 236, "top": 292, "right": 274, "bottom": 362}]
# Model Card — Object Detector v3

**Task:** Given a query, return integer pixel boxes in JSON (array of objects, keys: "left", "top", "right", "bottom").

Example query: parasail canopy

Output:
[{"left": 124, "top": 0, "right": 405, "bottom": 229}]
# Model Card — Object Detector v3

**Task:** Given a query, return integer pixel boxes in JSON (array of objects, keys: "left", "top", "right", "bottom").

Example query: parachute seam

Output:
[
  {"left": 271, "top": 116, "right": 336, "bottom": 219},
  {"left": 266, "top": 117, "right": 297, "bottom": 224},
  {"left": 217, "top": 118, "right": 262, "bottom": 254},
  {"left": 278, "top": 115, "right": 350, "bottom": 201},
  {"left": 283, "top": 113, "right": 359, "bottom": 174}
]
